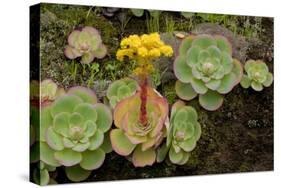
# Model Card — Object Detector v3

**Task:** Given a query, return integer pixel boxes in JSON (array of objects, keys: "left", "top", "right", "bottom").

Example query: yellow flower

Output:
[
  {"left": 116, "top": 49, "right": 135, "bottom": 61},
  {"left": 137, "top": 47, "right": 148, "bottom": 57},
  {"left": 116, "top": 33, "right": 173, "bottom": 77},
  {"left": 116, "top": 49, "right": 125, "bottom": 61},
  {"left": 160, "top": 45, "right": 173, "bottom": 57},
  {"left": 120, "top": 38, "right": 130, "bottom": 48},
  {"left": 148, "top": 48, "right": 161, "bottom": 58}
]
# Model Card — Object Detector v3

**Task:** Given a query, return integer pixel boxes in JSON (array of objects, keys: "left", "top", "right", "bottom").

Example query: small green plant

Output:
[
  {"left": 165, "top": 16, "right": 175, "bottom": 34},
  {"left": 157, "top": 101, "right": 201, "bottom": 165},
  {"left": 146, "top": 11, "right": 161, "bottom": 33},
  {"left": 87, "top": 63, "right": 100, "bottom": 88},
  {"left": 101, "top": 7, "right": 120, "bottom": 17},
  {"left": 197, "top": 13, "right": 228, "bottom": 24},
  {"left": 240, "top": 60, "right": 273, "bottom": 91},
  {"left": 174, "top": 34, "right": 243, "bottom": 111},
  {"left": 181, "top": 12, "right": 194, "bottom": 19},
  {"left": 105, "top": 61, "right": 118, "bottom": 80},
  {"left": 32, "top": 161, "right": 57, "bottom": 185},
  {"left": 106, "top": 78, "right": 139, "bottom": 108},
  {"left": 117, "top": 11, "right": 132, "bottom": 36},
  {"left": 130, "top": 9, "right": 144, "bottom": 17},
  {"left": 40, "top": 86, "right": 112, "bottom": 182},
  {"left": 64, "top": 26, "right": 107, "bottom": 64},
  {"left": 130, "top": 9, "right": 161, "bottom": 18},
  {"left": 40, "top": 79, "right": 65, "bottom": 106}
]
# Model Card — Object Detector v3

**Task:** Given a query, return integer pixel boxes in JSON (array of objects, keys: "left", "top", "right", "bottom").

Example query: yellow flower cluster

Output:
[{"left": 116, "top": 33, "right": 173, "bottom": 77}]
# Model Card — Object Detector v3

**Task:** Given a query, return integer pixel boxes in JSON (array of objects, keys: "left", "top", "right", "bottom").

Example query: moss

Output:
[{"left": 161, "top": 81, "right": 177, "bottom": 105}]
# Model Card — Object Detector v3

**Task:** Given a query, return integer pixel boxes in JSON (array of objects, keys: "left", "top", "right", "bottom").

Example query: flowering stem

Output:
[{"left": 139, "top": 76, "right": 148, "bottom": 126}]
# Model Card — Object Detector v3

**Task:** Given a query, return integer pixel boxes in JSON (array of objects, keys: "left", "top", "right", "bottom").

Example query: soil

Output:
[{"left": 32, "top": 3, "right": 273, "bottom": 184}]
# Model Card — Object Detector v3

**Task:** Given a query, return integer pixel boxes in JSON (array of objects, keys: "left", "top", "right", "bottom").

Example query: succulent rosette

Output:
[
  {"left": 240, "top": 60, "right": 273, "bottom": 91},
  {"left": 157, "top": 101, "right": 201, "bottom": 165},
  {"left": 32, "top": 161, "right": 57, "bottom": 186},
  {"left": 40, "top": 79, "right": 65, "bottom": 106},
  {"left": 40, "top": 86, "right": 112, "bottom": 182},
  {"left": 106, "top": 78, "right": 139, "bottom": 108},
  {"left": 110, "top": 86, "right": 169, "bottom": 167},
  {"left": 174, "top": 34, "right": 243, "bottom": 111},
  {"left": 64, "top": 26, "right": 107, "bottom": 64}
]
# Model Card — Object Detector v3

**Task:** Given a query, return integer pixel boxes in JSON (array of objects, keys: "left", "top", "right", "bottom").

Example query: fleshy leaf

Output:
[
  {"left": 192, "top": 35, "right": 216, "bottom": 49},
  {"left": 207, "top": 46, "right": 221, "bottom": 59},
  {"left": 232, "top": 59, "right": 243, "bottom": 85},
  {"left": 40, "top": 142, "right": 61, "bottom": 167},
  {"left": 217, "top": 72, "right": 237, "bottom": 94},
  {"left": 179, "top": 36, "right": 194, "bottom": 55},
  {"left": 132, "top": 146, "right": 156, "bottom": 167},
  {"left": 51, "top": 95, "right": 82, "bottom": 117},
  {"left": 240, "top": 75, "right": 251, "bottom": 88},
  {"left": 80, "top": 148, "right": 105, "bottom": 170},
  {"left": 94, "top": 44, "right": 107, "bottom": 59},
  {"left": 251, "top": 81, "right": 263, "bottom": 91},
  {"left": 94, "top": 103, "right": 112, "bottom": 132},
  {"left": 175, "top": 80, "right": 197, "bottom": 101},
  {"left": 244, "top": 60, "right": 256, "bottom": 72},
  {"left": 46, "top": 127, "right": 64, "bottom": 151},
  {"left": 33, "top": 168, "right": 49, "bottom": 186},
  {"left": 110, "top": 129, "right": 136, "bottom": 156},
  {"left": 84, "top": 121, "right": 97, "bottom": 137},
  {"left": 68, "top": 87, "right": 98, "bottom": 104},
  {"left": 179, "top": 136, "right": 196, "bottom": 152},
  {"left": 65, "top": 165, "right": 91, "bottom": 182},
  {"left": 69, "top": 113, "right": 84, "bottom": 127},
  {"left": 54, "top": 149, "right": 82, "bottom": 166},
  {"left": 63, "top": 137, "right": 75, "bottom": 148},
  {"left": 178, "top": 152, "right": 191, "bottom": 165},
  {"left": 72, "top": 142, "right": 90, "bottom": 152},
  {"left": 193, "top": 122, "right": 202, "bottom": 141},
  {"left": 183, "top": 106, "right": 198, "bottom": 123},
  {"left": 100, "top": 132, "right": 112, "bottom": 153},
  {"left": 263, "top": 73, "right": 273, "bottom": 87},
  {"left": 215, "top": 35, "right": 232, "bottom": 54},
  {"left": 186, "top": 46, "right": 200, "bottom": 67},
  {"left": 117, "top": 85, "right": 131, "bottom": 99},
  {"left": 156, "top": 143, "right": 170, "bottom": 163},
  {"left": 131, "top": 9, "right": 144, "bottom": 17},
  {"left": 64, "top": 46, "right": 81, "bottom": 59},
  {"left": 205, "top": 79, "right": 221, "bottom": 90},
  {"left": 169, "top": 146, "right": 184, "bottom": 164},
  {"left": 190, "top": 78, "right": 208, "bottom": 94},
  {"left": 174, "top": 56, "right": 193, "bottom": 83},
  {"left": 88, "top": 129, "right": 104, "bottom": 150},
  {"left": 74, "top": 103, "right": 97, "bottom": 122},
  {"left": 107, "top": 80, "right": 125, "bottom": 98},
  {"left": 40, "top": 106, "right": 53, "bottom": 142},
  {"left": 199, "top": 90, "right": 223, "bottom": 111},
  {"left": 221, "top": 52, "right": 233, "bottom": 74},
  {"left": 53, "top": 112, "right": 70, "bottom": 137}
]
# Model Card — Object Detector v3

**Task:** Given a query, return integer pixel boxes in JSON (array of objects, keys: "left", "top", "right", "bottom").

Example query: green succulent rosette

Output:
[
  {"left": 157, "top": 101, "right": 201, "bottom": 165},
  {"left": 240, "top": 60, "right": 273, "bottom": 91},
  {"left": 40, "top": 86, "right": 112, "bottom": 182},
  {"left": 40, "top": 79, "right": 65, "bottom": 106},
  {"left": 32, "top": 161, "right": 57, "bottom": 186},
  {"left": 106, "top": 78, "right": 139, "bottom": 108},
  {"left": 64, "top": 26, "right": 107, "bottom": 64},
  {"left": 174, "top": 34, "right": 243, "bottom": 111}
]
